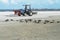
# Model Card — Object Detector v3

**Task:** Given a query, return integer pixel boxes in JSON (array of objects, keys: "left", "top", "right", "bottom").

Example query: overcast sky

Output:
[{"left": 0, "top": 0, "right": 60, "bottom": 9}]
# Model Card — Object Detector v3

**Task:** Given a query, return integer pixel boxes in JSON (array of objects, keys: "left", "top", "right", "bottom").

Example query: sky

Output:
[{"left": 0, "top": 0, "right": 60, "bottom": 9}]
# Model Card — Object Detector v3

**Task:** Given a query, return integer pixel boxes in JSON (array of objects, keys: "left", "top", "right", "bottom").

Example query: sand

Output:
[
  {"left": 0, "top": 11, "right": 60, "bottom": 40},
  {"left": 0, "top": 21, "right": 59, "bottom": 40}
]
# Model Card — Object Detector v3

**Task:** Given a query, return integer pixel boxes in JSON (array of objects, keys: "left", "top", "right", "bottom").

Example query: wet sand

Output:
[{"left": 0, "top": 21, "right": 60, "bottom": 40}]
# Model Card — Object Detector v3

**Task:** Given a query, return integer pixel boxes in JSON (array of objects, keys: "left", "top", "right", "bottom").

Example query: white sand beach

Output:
[
  {"left": 0, "top": 21, "right": 60, "bottom": 40},
  {"left": 0, "top": 11, "right": 60, "bottom": 40}
]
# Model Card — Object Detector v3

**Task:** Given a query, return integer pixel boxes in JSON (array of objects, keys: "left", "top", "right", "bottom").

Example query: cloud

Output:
[
  {"left": 0, "top": 0, "right": 60, "bottom": 6},
  {"left": 47, "top": 0, "right": 60, "bottom": 4},
  {"left": 48, "top": 0, "right": 54, "bottom": 4},
  {"left": 0, "top": 0, "right": 9, "bottom": 4},
  {"left": 10, "top": 0, "right": 36, "bottom": 5},
  {"left": 0, "top": 0, "right": 60, "bottom": 9},
  {"left": 10, "top": 0, "right": 19, "bottom": 4}
]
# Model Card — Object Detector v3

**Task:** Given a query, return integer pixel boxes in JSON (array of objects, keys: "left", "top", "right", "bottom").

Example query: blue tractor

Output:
[{"left": 14, "top": 5, "right": 37, "bottom": 16}]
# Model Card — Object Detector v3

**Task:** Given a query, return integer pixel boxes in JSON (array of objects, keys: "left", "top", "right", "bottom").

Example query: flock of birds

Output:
[{"left": 4, "top": 19, "right": 60, "bottom": 24}]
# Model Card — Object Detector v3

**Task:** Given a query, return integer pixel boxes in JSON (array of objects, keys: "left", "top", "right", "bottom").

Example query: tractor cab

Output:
[{"left": 23, "top": 5, "right": 32, "bottom": 16}]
